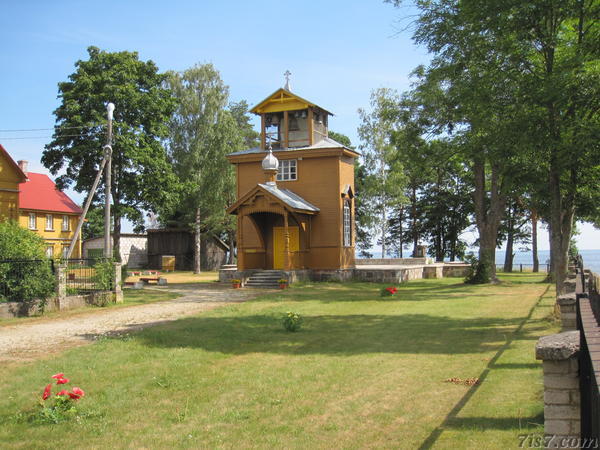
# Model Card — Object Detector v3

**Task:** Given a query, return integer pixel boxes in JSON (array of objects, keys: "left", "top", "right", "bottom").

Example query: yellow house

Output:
[
  {"left": 0, "top": 145, "right": 83, "bottom": 258},
  {"left": 0, "top": 144, "right": 27, "bottom": 221},
  {"left": 17, "top": 161, "right": 83, "bottom": 258}
]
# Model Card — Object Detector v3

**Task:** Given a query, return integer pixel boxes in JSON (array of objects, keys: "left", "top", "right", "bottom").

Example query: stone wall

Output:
[
  {"left": 219, "top": 263, "right": 470, "bottom": 285},
  {"left": 355, "top": 258, "right": 428, "bottom": 266},
  {"left": 536, "top": 331, "right": 581, "bottom": 443},
  {"left": 0, "top": 293, "right": 114, "bottom": 318}
]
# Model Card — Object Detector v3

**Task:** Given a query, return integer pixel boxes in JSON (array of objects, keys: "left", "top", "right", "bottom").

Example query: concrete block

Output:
[
  {"left": 545, "top": 420, "right": 571, "bottom": 435},
  {"left": 544, "top": 374, "right": 579, "bottom": 389},
  {"left": 570, "top": 390, "right": 580, "bottom": 405},
  {"left": 133, "top": 281, "right": 144, "bottom": 289},
  {"left": 158, "top": 277, "right": 168, "bottom": 286},
  {"left": 543, "top": 360, "right": 572, "bottom": 375},
  {"left": 544, "top": 405, "right": 580, "bottom": 420},
  {"left": 544, "top": 389, "right": 571, "bottom": 405}
]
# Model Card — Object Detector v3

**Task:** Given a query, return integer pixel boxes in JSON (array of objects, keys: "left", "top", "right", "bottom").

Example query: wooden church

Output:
[{"left": 226, "top": 79, "right": 359, "bottom": 274}]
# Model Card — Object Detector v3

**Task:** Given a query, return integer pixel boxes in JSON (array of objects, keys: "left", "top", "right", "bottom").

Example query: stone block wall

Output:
[{"left": 536, "top": 331, "right": 581, "bottom": 445}]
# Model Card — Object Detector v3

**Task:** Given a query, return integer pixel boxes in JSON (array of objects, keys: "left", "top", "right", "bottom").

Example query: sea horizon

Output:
[{"left": 364, "top": 249, "right": 600, "bottom": 273}]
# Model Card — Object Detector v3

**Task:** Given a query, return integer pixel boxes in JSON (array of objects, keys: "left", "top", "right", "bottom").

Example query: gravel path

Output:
[{"left": 0, "top": 284, "right": 266, "bottom": 364}]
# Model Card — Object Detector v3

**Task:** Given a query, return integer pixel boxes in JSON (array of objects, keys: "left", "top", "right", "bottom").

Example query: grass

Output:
[
  {"left": 0, "top": 289, "right": 181, "bottom": 327},
  {"left": 0, "top": 273, "right": 558, "bottom": 449}
]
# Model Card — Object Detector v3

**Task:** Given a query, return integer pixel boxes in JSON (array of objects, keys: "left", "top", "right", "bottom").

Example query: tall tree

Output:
[
  {"left": 388, "top": 0, "right": 600, "bottom": 292},
  {"left": 358, "top": 88, "right": 406, "bottom": 258},
  {"left": 164, "top": 64, "right": 245, "bottom": 273},
  {"left": 43, "top": 46, "right": 177, "bottom": 260},
  {"left": 329, "top": 131, "right": 375, "bottom": 258}
]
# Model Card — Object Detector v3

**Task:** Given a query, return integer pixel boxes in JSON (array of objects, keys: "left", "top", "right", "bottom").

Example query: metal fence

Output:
[
  {"left": 0, "top": 259, "right": 55, "bottom": 302},
  {"left": 495, "top": 263, "right": 550, "bottom": 273},
  {"left": 576, "top": 258, "right": 600, "bottom": 442},
  {"left": 64, "top": 258, "right": 114, "bottom": 293}
]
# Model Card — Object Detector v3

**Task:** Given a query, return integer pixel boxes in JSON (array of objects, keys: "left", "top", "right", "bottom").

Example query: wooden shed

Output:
[{"left": 146, "top": 229, "right": 228, "bottom": 271}]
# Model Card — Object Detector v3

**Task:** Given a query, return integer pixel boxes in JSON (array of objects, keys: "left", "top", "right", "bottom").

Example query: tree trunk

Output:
[
  {"left": 381, "top": 203, "right": 386, "bottom": 259},
  {"left": 194, "top": 207, "right": 202, "bottom": 274},
  {"left": 227, "top": 230, "right": 235, "bottom": 265},
  {"left": 411, "top": 185, "right": 418, "bottom": 257},
  {"left": 549, "top": 168, "right": 575, "bottom": 295},
  {"left": 472, "top": 158, "right": 506, "bottom": 281},
  {"left": 503, "top": 203, "right": 514, "bottom": 272},
  {"left": 531, "top": 210, "right": 539, "bottom": 272},
  {"left": 503, "top": 231, "right": 514, "bottom": 273},
  {"left": 398, "top": 206, "right": 403, "bottom": 258}
]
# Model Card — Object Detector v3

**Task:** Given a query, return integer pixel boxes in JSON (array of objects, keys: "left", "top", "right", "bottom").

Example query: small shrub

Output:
[
  {"left": 0, "top": 221, "right": 56, "bottom": 305},
  {"left": 92, "top": 259, "right": 115, "bottom": 291},
  {"left": 282, "top": 311, "right": 303, "bottom": 332},
  {"left": 464, "top": 253, "right": 492, "bottom": 284}
]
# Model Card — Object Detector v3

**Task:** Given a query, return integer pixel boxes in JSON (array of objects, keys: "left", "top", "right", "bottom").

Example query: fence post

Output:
[
  {"left": 113, "top": 262, "right": 123, "bottom": 303},
  {"left": 536, "top": 331, "right": 581, "bottom": 443},
  {"left": 56, "top": 263, "right": 67, "bottom": 310}
]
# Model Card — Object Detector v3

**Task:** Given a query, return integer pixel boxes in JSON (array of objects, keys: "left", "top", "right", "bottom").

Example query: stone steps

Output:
[{"left": 245, "top": 270, "right": 286, "bottom": 288}]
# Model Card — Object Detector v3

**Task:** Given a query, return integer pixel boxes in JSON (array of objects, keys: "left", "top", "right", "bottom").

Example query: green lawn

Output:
[{"left": 0, "top": 273, "right": 558, "bottom": 449}]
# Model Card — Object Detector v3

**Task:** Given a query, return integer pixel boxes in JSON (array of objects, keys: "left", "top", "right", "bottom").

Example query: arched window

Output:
[{"left": 343, "top": 201, "right": 352, "bottom": 247}]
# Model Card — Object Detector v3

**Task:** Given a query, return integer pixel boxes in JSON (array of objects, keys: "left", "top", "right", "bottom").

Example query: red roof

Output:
[{"left": 19, "top": 173, "right": 83, "bottom": 214}]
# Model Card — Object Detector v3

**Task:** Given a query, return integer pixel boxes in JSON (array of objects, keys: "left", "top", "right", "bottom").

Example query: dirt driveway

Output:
[{"left": 0, "top": 284, "right": 266, "bottom": 364}]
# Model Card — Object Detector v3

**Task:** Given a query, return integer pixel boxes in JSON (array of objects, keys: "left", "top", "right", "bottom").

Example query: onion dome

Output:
[{"left": 262, "top": 148, "right": 279, "bottom": 171}]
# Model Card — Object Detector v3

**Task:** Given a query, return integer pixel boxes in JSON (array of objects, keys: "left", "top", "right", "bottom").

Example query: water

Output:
[
  {"left": 495, "top": 249, "right": 600, "bottom": 273},
  {"left": 367, "top": 249, "right": 600, "bottom": 273}
]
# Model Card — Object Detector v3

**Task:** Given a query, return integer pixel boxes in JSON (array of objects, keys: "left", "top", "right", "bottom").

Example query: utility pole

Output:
[{"left": 104, "top": 103, "right": 115, "bottom": 258}]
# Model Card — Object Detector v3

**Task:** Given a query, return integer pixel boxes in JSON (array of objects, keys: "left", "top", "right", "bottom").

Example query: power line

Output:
[
  {"left": 0, "top": 125, "right": 101, "bottom": 132},
  {"left": 0, "top": 134, "right": 97, "bottom": 140}
]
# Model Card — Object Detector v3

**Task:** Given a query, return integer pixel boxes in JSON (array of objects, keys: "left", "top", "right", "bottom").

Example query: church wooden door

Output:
[{"left": 273, "top": 226, "right": 299, "bottom": 269}]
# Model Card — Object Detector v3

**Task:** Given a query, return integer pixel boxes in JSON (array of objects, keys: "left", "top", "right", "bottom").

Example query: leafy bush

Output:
[
  {"left": 92, "top": 259, "right": 115, "bottom": 291},
  {"left": 464, "top": 253, "right": 492, "bottom": 284},
  {"left": 0, "top": 221, "right": 56, "bottom": 304},
  {"left": 282, "top": 311, "right": 303, "bottom": 332}
]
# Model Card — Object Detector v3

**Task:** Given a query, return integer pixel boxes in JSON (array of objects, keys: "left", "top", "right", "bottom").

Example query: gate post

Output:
[
  {"left": 56, "top": 263, "right": 67, "bottom": 309},
  {"left": 113, "top": 262, "right": 123, "bottom": 303}
]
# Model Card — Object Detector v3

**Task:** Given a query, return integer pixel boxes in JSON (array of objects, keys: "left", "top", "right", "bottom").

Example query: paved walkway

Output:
[{"left": 0, "top": 284, "right": 265, "bottom": 364}]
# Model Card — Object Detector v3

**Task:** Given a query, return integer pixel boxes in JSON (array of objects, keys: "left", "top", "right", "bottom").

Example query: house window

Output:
[
  {"left": 277, "top": 159, "right": 297, "bottom": 181},
  {"left": 28, "top": 213, "right": 36, "bottom": 230},
  {"left": 46, "top": 246, "right": 54, "bottom": 258},
  {"left": 62, "top": 215, "right": 70, "bottom": 231},
  {"left": 62, "top": 245, "right": 69, "bottom": 259},
  {"left": 343, "top": 201, "right": 352, "bottom": 247},
  {"left": 45, "top": 214, "right": 54, "bottom": 231}
]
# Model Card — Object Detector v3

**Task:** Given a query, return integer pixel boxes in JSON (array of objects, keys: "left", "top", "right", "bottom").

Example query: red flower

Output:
[
  {"left": 42, "top": 384, "right": 52, "bottom": 400},
  {"left": 56, "top": 377, "right": 69, "bottom": 385},
  {"left": 56, "top": 390, "right": 69, "bottom": 396},
  {"left": 386, "top": 287, "right": 396, "bottom": 294},
  {"left": 51, "top": 373, "right": 64, "bottom": 379},
  {"left": 392, "top": 288, "right": 397, "bottom": 293},
  {"left": 69, "top": 387, "right": 85, "bottom": 399}
]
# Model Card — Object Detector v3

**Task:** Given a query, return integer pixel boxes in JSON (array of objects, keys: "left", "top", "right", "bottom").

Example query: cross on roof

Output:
[{"left": 284, "top": 70, "right": 291, "bottom": 91}]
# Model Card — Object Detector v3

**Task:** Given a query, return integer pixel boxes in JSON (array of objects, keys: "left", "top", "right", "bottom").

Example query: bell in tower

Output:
[{"left": 250, "top": 71, "right": 333, "bottom": 150}]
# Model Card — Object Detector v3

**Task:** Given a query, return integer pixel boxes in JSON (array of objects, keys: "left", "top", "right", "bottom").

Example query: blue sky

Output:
[{"left": 1, "top": 0, "right": 598, "bottom": 249}]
